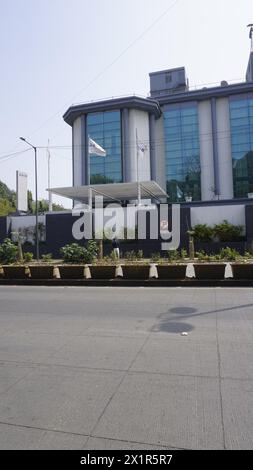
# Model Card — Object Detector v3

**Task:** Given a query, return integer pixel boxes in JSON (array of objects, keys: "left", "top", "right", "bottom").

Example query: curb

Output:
[{"left": 1, "top": 279, "right": 253, "bottom": 287}]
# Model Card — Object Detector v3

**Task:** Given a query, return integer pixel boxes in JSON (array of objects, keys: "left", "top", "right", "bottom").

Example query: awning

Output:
[{"left": 48, "top": 181, "right": 168, "bottom": 202}]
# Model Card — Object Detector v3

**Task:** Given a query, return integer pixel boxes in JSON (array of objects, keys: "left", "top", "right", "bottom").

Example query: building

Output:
[{"left": 62, "top": 30, "right": 253, "bottom": 204}]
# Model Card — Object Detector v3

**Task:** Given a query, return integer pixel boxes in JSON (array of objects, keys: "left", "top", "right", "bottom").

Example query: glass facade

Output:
[
  {"left": 87, "top": 110, "right": 122, "bottom": 184},
  {"left": 230, "top": 97, "right": 253, "bottom": 198},
  {"left": 163, "top": 104, "right": 201, "bottom": 202}
]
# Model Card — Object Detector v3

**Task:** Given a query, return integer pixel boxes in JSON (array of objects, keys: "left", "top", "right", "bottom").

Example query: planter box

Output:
[
  {"left": 2, "top": 265, "right": 27, "bottom": 279},
  {"left": 193, "top": 263, "right": 226, "bottom": 279},
  {"left": 29, "top": 265, "right": 55, "bottom": 279},
  {"left": 89, "top": 265, "right": 116, "bottom": 279},
  {"left": 122, "top": 265, "right": 150, "bottom": 279},
  {"left": 58, "top": 265, "right": 85, "bottom": 279},
  {"left": 157, "top": 264, "right": 187, "bottom": 279},
  {"left": 231, "top": 263, "right": 253, "bottom": 279}
]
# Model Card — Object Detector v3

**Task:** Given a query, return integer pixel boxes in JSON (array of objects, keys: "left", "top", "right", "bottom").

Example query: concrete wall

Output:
[
  {"left": 10, "top": 215, "right": 46, "bottom": 244},
  {"left": 10, "top": 215, "right": 46, "bottom": 230},
  {"left": 72, "top": 117, "right": 82, "bottom": 187},
  {"left": 216, "top": 98, "right": 234, "bottom": 199},
  {"left": 191, "top": 205, "right": 245, "bottom": 228},
  {"left": 198, "top": 101, "right": 215, "bottom": 200}
]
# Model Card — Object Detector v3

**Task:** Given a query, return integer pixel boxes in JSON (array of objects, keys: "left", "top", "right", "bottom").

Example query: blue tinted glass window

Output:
[
  {"left": 163, "top": 105, "right": 201, "bottom": 202},
  {"left": 87, "top": 110, "right": 122, "bottom": 184},
  {"left": 230, "top": 98, "right": 253, "bottom": 198}
]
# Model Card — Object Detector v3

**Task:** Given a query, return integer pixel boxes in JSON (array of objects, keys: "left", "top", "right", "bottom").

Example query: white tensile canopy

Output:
[{"left": 48, "top": 181, "right": 168, "bottom": 203}]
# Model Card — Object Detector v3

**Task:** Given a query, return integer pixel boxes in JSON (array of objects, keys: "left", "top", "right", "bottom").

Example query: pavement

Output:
[{"left": 0, "top": 286, "right": 252, "bottom": 450}]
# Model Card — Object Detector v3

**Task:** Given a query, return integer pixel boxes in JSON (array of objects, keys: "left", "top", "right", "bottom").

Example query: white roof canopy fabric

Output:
[{"left": 48, "top": 181, "right": 168, "bottom": 202}]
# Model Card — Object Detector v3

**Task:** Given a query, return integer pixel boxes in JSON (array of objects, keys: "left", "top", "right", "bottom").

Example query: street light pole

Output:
[{"left": 19, "top": 137, "right": 39, "bottom": 261}]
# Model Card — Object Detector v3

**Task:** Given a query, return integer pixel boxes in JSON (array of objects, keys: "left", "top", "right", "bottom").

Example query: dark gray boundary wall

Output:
[
  {"left": 0, "top": 204, "right": 251, "bottom": 258},
  {"left": 0, "top": 217, "right": 8, "bottom": 243},
  {"left": 45, "top": 207, "right": 191, "bottom": 258},
  {"left": 246, "top": 205, "right": 253, "bottom": 252}
]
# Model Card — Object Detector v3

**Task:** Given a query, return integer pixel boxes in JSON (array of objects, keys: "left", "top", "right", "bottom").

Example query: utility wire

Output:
[
  {"left": 1, "top": 124, "right": 252, "bottom": 162},
  {"left": 0, "top": 148, "right": 31, "bottom": 162},
  {"left": 1, "top": 0, "right": 182, "bottom": 160},
  {"left": 21, "top": 0, "right": 183, "bottom": 141}
]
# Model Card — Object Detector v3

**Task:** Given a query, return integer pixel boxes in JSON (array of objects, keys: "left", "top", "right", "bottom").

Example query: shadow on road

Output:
[{"left": 151, "top": 303, "right": 253, "bottom": 334}]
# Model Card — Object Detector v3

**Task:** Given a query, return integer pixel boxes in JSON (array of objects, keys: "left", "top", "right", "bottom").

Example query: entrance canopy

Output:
[{"left": 48, "top": 181, "right": 168, "bottom": 203}]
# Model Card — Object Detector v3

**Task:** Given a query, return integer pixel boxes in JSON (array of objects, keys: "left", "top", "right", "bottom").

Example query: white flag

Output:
[
  {"left": 88, "top": 138, "right": 106, "bottom": 157},
  {"left": 137, "top": 142, "right": 147, "bottom": 154}
]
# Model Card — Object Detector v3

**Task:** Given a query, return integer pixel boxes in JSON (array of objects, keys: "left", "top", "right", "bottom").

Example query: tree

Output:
[
  {"left": 0, "top": 180, "right": 66, "bottom": 215},
  {"left": 0, "top": 198, "right": 16, "bottom": 216},
  {"left": 0, "top": 180, "right": 16, "bottom": 215}
]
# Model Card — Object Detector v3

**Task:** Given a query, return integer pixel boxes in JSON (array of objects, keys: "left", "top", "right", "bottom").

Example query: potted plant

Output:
[
  {"left": 193, "top": 251, "right": 226, "bottom": 279},
  {"left": 2, "top": 264, "right": 28, "bottom": 279},
  {"left": 230, "top": 253, "right": 253, "bottom": 279},
  {"left": 156, "top": 250, "right": 187, "bottom": 279},
  {"left": 121, "top": 251, "right": 150, "bottom": 279},
  {"left": 29, "top": 254, "right": 55, "bottom": 279},
  {"left": 231, "top": 262, "right": 253, "bottom": 279},
  {"left": 89, "top": 257, "right": 117, "bottom": 279},
  {"left": 58, "top": 264, "right": 85, "bottom": 279},
  {"left": 59, "top": 241, "right": 98, "bottom": 279},
  {"left": 0, "top": 238, "right": 27, "bottom": 279}
]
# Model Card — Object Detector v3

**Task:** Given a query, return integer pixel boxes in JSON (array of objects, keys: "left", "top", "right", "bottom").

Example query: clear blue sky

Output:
[{"left": 0, "top": 0, "right": 252, "bottom": 207}]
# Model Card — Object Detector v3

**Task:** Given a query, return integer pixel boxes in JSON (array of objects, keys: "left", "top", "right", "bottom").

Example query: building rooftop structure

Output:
[{"left": 61, "top": 27, "right": 253, "bottom": 205}]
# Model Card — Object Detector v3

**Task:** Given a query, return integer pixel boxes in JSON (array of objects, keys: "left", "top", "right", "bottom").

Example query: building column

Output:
[
  {"left": 211, "top": 98, "right": 220, "bottom": 196},
  {"left": 216, "top": 98, "right": 234, "bottom": 199},
  {"left": 198, "top": 101, "right": 215, "bottom": 200},
  {"left": 149, "top": 114, "right": 156, "bottom": 181}
]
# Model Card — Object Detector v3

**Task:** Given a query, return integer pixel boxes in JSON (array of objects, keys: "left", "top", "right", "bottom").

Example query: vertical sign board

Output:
[{"left": 16, "top": 171, "right": 28, "bottom": 212}]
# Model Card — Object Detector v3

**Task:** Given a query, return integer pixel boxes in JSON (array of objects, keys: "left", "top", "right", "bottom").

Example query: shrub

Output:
[
  {"left": 151, "top": 252, "right": 161, "bottom": 263},
  {"left": 196, "top": 250, "right": 212, "bottom": 262},
  {"left": 85, "top": 240, "right": 98, "bottom": 262},
  {"left": 125, "top": 250, "right": 136, "bottom": 261},
  {"left": 23, "top": 252, "right": 33, "bottom": 263},
  {"left": 167, "top": 250, "right": 180, "bottom": 262},
  {"left": 180, "top": 249, "right": 188, "bottom": 259},
  {"left": 218, "top": 247, "right": 240, "bottom": 261},
  {"left": 213, "top": 220, "right": 243, "bottom": 242},
  {"left": 0, "top": 238, "right": 18, "bottom": 264},
  {"left": 193, "top": 224, "right": 213, "bottom": 242},
  {"left": 61, "top": 241, "right": 98, "bottom": 264},
  {"left": 41, "top": 253, "right": 52, "bottom": 263},
  {"left": 136, "top": 250, "right": 144, "bottom": 260},
  {"left": 61, "top": 243, "right": 85, "bottom": 263},
  {"left": 109, "top": 250, "right": 118, "bottom": 262}
]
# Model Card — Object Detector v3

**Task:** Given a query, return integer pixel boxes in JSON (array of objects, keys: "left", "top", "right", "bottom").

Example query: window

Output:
[
  {"left": 87, "top": 110, "right": 122, "bottom": 184},
  {"left": 230, "top": 98, "right": 253, "bottom": 198},
  {"left": 165, "top": 73, "right": 172, "bottom": 83},
  {"left": 163, "top": 105, "right": 201, "bottom": 202}
]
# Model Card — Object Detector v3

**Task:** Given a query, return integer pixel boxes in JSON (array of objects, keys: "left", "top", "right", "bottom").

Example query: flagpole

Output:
[
  {"left": 136, "top": 128, "right": 141, "bottom": 206},
  {"left": 47, "top": 139, "right": 52, "bottom": 212}
]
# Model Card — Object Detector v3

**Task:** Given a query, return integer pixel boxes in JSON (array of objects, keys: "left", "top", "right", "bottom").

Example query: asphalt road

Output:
[{"left": 0, "top": 286, "right": 252, "bottom": 450}]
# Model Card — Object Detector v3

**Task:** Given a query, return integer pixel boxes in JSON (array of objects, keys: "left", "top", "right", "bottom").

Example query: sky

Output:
[{"left": 0, "top": 0, "right": 252, "bottom": 208}]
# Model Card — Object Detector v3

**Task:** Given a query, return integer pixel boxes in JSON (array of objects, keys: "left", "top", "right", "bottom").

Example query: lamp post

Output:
[{"left": 19, "top": 137, "right": 39, "bottom": 261}]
